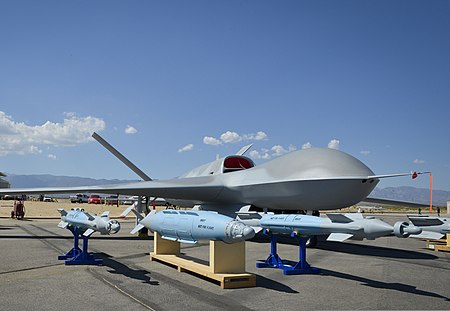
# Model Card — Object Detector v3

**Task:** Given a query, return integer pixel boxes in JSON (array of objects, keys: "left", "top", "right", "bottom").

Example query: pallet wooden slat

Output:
[
  {"left": 426, "top": 233, "right": 450, "bottom": 253},
  {"left": 150, "top": 233, "right": 256, "bottom": 289}
]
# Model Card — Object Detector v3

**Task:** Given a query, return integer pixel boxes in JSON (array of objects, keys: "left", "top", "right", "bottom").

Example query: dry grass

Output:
[
  {"left": 0, "top": 199, "right": 161, "bottom": 218},
  {"left": 1, "top": 199, "right": 432, "bottom": 219}
]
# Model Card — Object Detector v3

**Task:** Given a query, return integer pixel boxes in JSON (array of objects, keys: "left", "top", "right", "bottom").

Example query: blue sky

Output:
[{"left": 1, "top": 1, "right": 449, "bottom": 191}]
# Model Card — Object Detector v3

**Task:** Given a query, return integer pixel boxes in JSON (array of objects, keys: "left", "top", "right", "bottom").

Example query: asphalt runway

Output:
[{"left": 0, "top": 215, "right": 449, "bottom": 311}]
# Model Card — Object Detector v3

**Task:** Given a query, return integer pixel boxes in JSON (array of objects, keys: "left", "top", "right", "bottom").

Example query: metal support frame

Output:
[
  {"left": 58, "top": 226, "right": 103, "bottom": 265},
  {"left": 256, "top": 232, "right": 320, "bottom": 275}
]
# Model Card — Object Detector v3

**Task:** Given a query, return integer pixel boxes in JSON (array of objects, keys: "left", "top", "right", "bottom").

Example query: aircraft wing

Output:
[
  {"left": 362, "top": 171, "right": 439, "bottom": 208},
  {"left": 0, "top": 177, "right": 224, "bottom": 203}
]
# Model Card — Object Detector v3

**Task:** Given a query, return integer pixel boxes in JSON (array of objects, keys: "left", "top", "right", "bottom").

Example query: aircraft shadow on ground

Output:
[
  {"left": 320, "top": 268, "right": 450, "bottom": 301},
  {"left": 251, "top": 234, "right": 438, "bottom": 260},
  {"left": 255, "top": 275, "right": 299, "bottom": 293},
  {"left": 96, "top": 252, "right": 160, "bottom": 286},
  {"left": 315, "top": 241, "right": 437, "bottom": 260},
  {"left": 5, "top": 218, "right": 34, "bottom": 222},
  {"left": 252, "top": 257, "right": 449, "bottom": 299},
  {"left": 0, "top": 234, "right": 154, "bottom": 241},
  {"left": 91, "top": 235, "right": 154, "bottom": 241},
  {"left": 0, "top": 227, "right": 14, "bottom": 230}
]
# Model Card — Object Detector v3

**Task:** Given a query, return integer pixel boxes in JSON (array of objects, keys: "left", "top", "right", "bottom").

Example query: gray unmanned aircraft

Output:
[{"left": 0, "top": 132, "right": 427, "bottom": 216}]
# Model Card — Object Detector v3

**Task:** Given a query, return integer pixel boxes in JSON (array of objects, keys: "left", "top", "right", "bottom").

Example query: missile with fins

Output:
[
  {"left": 58, "top": 208, "right": 120, "bottom": 237},
  {"left": 257, "top": 213, "right": 421, "bottom": 241},
  {"left": 407, "top": 215, "right": 450, "bottom": 240}
]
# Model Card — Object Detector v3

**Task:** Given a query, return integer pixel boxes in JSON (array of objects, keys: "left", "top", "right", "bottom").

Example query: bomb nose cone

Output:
[
  {"left": 242, "top": 226, "right": 255, "bottom": 240},
  {"left": 109, "top": 220, "right": 121, "bottom": 234},
  {"left": 226, "top": 221, "right": 256, "bottom": 243}
]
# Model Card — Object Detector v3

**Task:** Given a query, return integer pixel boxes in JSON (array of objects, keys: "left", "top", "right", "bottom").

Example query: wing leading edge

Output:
[{"left": 0, "top": 177, "right": 224, "bottom": 203}]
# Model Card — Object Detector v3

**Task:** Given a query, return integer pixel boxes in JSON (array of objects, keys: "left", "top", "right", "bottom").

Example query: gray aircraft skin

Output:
[
  {"left": 256, "top": 213, "right": 421, "bottom": 242},
  {"left": 407, "top": 215, "right": 450, "bottom": 239},
  {"left": 58, "top": 208, "right": 121, "bottom": 237},
  {"left": 0, "top": 146, "right": 421, "bottom": 213},
  {"left": 127, "top": 209, "right": 255, "bottom": 244}
]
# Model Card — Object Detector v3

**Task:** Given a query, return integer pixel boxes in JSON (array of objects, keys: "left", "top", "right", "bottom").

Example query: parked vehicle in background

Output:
[
  {"left": 121, "top": 196, "right": 150, "bottom": 205},
  {"left": 122, "top": 195, "right": 138, "bottom": 205},
  {"left": 70, "top": 193, "right": 89, "bottom": 203},
  {"left": 43, "top": 196, "right": 57, "bottom": 202},
  {"left": 121, "top": 195, "right": 167, "bottom": 206},
  {"left": 106, "top": 195, "right": 119, "bottom": 206},
  {"left": 88, "top": 194, "right": 102, "bottom": 204},
  {"left": 2, "top": 194, "right": 24, "bottom": 200}
]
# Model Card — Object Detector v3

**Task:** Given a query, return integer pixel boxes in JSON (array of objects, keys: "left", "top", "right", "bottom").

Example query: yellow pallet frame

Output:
[
  {"left": 426, "top": 233, "right": 450, "bottom": 253},
  {"left": 150, "top": 233, "right": 256, "bottom": 289}
]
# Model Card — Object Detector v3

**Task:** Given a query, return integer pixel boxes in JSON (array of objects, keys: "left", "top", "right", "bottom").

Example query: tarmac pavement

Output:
[{"left": 0, "top": 215, "right": 449, "bottom": 310}]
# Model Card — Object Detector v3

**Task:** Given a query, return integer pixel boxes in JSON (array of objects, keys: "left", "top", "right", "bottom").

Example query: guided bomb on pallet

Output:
[{"left": 122, "top": 207, "right": 255, "bottom": 244}]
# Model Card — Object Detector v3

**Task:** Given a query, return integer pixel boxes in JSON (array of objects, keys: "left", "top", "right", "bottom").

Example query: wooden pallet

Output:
[
  {"left": 426, "top": 234, "right": 450, "bottom": 253},
  {"left": 150, "top": 233, "right": 256, "bottom": 289},
  {"left": 434, "top": 245, "right": 450, "bottom": 252},
  {"left": 151, "top": 253, "right": 256, "bottom": 289}
]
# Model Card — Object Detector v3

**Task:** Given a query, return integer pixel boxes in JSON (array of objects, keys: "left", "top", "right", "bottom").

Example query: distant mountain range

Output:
[
  {"left": 5, "top": 174, "right": 138, "bottom": 188},
  {"left": 4, "top": 174, "right": 450, "bottom": 206},
  {"left": 370, "top": 187, "right": 449, "bottom": 206}
]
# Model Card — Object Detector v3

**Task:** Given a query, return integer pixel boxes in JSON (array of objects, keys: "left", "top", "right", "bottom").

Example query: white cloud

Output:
[
  {"left": 360, "top": 150, "right": 371, "bottom": 156},
  {"left": 271, "top": 145, "right": 285, "bottom": 156},
  {"left": 413, "top": 159, "right": 425, "bottom": 164},
  {"left": 204, "top": 130, "right": 269, "bottom": 146},
  {"left": 0, "top": 111, "right": 106, "bottom": 156},
  {"left": 249, "top": 144, "right": 296, "bottom": 160},
  {"left": 302, "top": 142, "right": 312, "bottom": 149},
  {"left": 271, "top": 145, "right": 296, "bottom": 157},
  {"left": 220, "top": 131, "right": 241, "bottom": 143},
  {"left": 30, "top": 146, "right": 42, "bottom": 154},
  {"left": 254, "top": 131, "right": 268, "bottom": 140},
  {"left": 125, "top": 125, "right": 137, "bottom": 134},
  {"left": 328, "top": 139, "right": 340, "bottom": 150},
  {"left": 243, "top": 131, "right": 268, "bottom": 141},
  {"left": 63, "top": 112, "right": 77, "bottom": 118},
  {"left": 48, "top": 154, "right": 57, "bottom": 160},
  {"left": 178, "top": 144, "right": 194, "bottom": 153},
  {"left": 249, "top": 149, "right": 270, "bottom": 160},
  {"left": 203, "top": 136, "right": 222, "bottom": 145}
]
